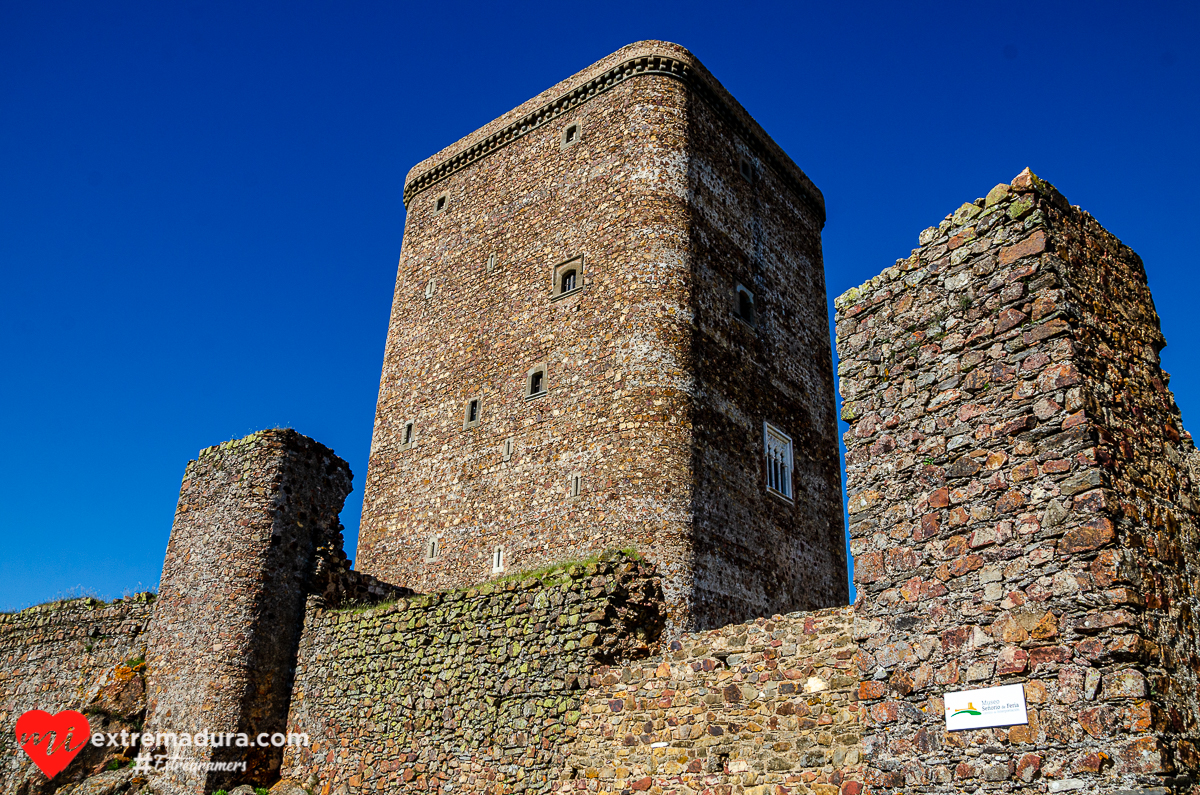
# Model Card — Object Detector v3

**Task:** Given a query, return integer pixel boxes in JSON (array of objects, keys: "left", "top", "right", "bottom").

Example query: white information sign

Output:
[{"left": 944, "top": 683, "right": 1028, "bottom": 731}]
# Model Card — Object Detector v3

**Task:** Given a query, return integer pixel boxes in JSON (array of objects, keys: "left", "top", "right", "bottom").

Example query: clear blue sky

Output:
[{"left": 1, "top": 1, "right": 1196, "bottom": 611}]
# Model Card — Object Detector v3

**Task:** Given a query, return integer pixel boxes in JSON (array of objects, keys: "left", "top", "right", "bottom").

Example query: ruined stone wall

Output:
[
  {"left": 144, "top": 429, "right": 359, "bottom": 794},
  {"left": 834, "top": 169, "right": 1200, "bottom": 793},
  {"left": 554, "top": 607, "right": 865, "bottom": 795},
  {"left": 0, "top": 595, "right": 154, "bottom": 794},
  {"left": 358, "top": 40, "right": 844, "bottom": 632},
  {"left": 280, "top": 553, "right": 665, "bottom": 795}
]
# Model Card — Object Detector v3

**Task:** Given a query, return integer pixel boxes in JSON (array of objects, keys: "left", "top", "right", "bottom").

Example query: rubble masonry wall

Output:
[{"left": 835, "top": 169, "right": 1200, "bottom": 793}]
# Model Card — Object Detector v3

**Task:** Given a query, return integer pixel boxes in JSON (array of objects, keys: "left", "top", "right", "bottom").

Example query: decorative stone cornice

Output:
[{"left": 402, "top": 51, "right": 825, "bottom": 224}]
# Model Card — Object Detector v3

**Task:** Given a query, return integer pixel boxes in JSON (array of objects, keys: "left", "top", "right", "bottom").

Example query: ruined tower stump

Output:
[{"left": 143, "top": 429, "right": 354, "bottom": 794}]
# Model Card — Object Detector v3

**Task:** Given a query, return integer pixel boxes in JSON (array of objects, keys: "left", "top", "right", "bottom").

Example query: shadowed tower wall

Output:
[{"left": 356, "top": 41, "right": 846, "bottom": 631}]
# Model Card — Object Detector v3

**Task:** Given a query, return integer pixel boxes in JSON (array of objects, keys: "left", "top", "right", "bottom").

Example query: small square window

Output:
[
  {"left": 433, "top": 193, "right": 448, "bottom": 214},
  {"left": 425, "top": 537, "right": 440, "bottom": 561},
  {"left": 491, "top": 547, "right": 505, "bottom": 573},
  {"left": 400, "top": 420, "right": 416, "bottom": 450},
  {"left": 764, "top": 421, "right": 794, "bottom": 500},
  {"left": 526, "top": 365, "right": 548, "bottom": 399},
  {"left": 552, "top": 256, "right": 584, "bottom": 299},
  {"left": 561, "top": 122, "right": 582, "bottom": 149},
  {"left": 736, "top": 283, "right": 756, "bottom": 326},
  {"left": 739, "top": 156, "right": 756, "bottom": 183},
  {"left": 463, "top": 397, "right": 482, "bottom": 429}
]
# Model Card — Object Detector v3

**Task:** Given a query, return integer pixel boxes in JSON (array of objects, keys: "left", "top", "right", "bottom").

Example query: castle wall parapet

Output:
[{"left": 400, "top": 41, "right": 824, "bottom": 222}]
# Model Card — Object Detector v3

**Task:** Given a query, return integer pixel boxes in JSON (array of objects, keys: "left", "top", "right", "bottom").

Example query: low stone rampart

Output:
[
  {"left": 280, "top": 553, "right": 665, "bottom": 795},
  {"left": 0, "top": 594, "right": 154, "bottom": 794},
  {"left": 555, "top": 607, "right": 864, "bottom": 795},
  {"left": 279, "top": 567, "right": 868, "bottom": 795}
]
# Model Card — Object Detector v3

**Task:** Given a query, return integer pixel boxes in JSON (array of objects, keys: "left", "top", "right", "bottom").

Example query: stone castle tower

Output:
[{"left": 355, "top": 41, "right": 847, "bottom": 631}]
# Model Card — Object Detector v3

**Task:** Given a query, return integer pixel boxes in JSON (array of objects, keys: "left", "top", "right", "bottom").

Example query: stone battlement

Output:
[{"left": 281, "top": 552, "right": 665, "bottom": 793}]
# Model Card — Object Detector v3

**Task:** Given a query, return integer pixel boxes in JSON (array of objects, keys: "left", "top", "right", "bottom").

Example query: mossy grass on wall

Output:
[
  {"left": 332, "top": 548, "right": 643, "bottom": 614},
  {"left": 0, "top": 591, "right": 156, "bottom": 616},
  {"left": 489, "top": 547, "right": 642, "bottom": 586}
]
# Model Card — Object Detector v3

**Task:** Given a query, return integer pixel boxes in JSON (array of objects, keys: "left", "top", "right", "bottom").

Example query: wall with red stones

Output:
[
  {"left": 834, "top": 169, "right": 1200, "bottom": 794},
  {"left": 357, "top": 40, "right": 845, "bottom": 633}
]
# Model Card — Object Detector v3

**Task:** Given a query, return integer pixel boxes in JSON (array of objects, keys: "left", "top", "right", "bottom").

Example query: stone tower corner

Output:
[{"left": 835, "top": 168, "right": 1200, "bottom": 792}]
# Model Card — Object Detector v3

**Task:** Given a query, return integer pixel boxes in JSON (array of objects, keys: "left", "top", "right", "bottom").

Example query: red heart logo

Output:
[{"left": 15, "top": 710, "right": 91, "bottom": 780}]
